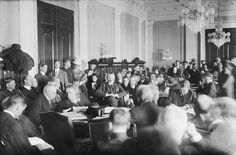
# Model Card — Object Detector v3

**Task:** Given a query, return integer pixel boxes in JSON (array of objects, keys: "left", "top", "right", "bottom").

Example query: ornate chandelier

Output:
[
  {"left": 180, "top": 0, "right": 215, "bottom": 34},
  {"left": 208, "top": 1, "right": 230, "bottom": 48}
]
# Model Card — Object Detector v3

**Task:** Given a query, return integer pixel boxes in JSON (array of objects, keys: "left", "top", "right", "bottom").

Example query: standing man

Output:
[
  {"left": 35, "top": 63, "right": 49, "bottom": 93},
  {"left": 49, "top": 60, "right": 69, "bottom": 91},
  {"left": 95, "top": 73, "right": 126, "bottom": 107},
  {"left": 61, "top": 58, "right": 73, "bottom": 84}
]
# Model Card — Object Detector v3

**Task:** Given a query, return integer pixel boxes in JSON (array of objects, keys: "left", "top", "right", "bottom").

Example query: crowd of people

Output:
[{"left": 1, "top": 56, "right": 236, "bottom": 155}]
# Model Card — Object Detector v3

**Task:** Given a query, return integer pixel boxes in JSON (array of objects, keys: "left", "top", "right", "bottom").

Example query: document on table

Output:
[
  {"left": 61, "top": 111, "right": 87, "bottom": 121},
  {"left": 28, "top": 137, "right": 54, "bottom": 150}
]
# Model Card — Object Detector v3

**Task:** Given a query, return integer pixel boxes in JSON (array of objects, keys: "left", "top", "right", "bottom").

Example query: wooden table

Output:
[{"left": 60, "top": 107, "right": 116, "bottom": 138}]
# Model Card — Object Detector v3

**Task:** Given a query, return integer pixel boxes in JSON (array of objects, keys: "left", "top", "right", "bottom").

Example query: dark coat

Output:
[
  {"left": 95, "top": 82, "right": 126, "bottom": 98},
  {"left": 35, "top": 72, "right": 49, "bottom": 93},
  {"left": 29, "top": 94, "right": 54, "bottom": 126},
  {"left": 21, "top": 87, "right": 40, "bottom": 116},
  {"left": 0, "top": 112, "right": 40, "bottom": 155},
  {"left": 197, "top": 82, "right": 217, "bottom": 98},
  {"left": 189, "top": 69, "right": 201, "bottom": 86},
  {"left": 61, "top": 68, "right": 74, "bottom": 84},
  {"left": 165, "top": 89, "right": 197, "bottom": 107},
  {"left": 0, "top": 89, "right": 19, "bottom": 102}
]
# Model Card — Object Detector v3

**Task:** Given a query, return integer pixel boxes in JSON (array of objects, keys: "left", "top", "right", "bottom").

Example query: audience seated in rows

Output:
[{"left": 95, "top": 73, "right": 126, "bottom": 107}]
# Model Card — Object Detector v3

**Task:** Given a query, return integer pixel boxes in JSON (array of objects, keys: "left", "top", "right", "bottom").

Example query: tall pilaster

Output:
[
  {"left": 145, "top": 21, "right": 154, "bottom": 69},
  {"left": 138, "top": 19, "right": 144, "bottom": 59},
  {"left": 114, "top": 9, "right": 122, "bottom": 61},
  {"left": 79, "top": 0, "right": 89, "bottom": 61}
]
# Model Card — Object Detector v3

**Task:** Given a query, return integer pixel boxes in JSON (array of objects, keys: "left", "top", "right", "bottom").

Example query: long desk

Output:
[{"left": 60, "top": 107, "right": 116, "bottom": 139}]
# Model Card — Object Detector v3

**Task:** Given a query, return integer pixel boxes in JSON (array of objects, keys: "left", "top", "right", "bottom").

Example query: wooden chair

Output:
[
  {"left": 40, "top": 112, "right": 90, "bottom": 155},
  {"left": 88, "top": 119, "right": 109, "bottom": 146}
]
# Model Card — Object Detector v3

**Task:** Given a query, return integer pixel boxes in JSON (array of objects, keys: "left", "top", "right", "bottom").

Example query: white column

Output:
[
  {"left": 79, "top": 0, "right": 89, "bottom": 61},
  {"left": 145, "top": 21, "right": 154, "bottom": 69},
  {"left": 19, "top": 0, "right": 38, "bottom": 75},
  {"left": 73, "top": 0, "right": 80, "bottom": 58},
  {"left": 114, "top": 9, "right": 121, "bottom": 61},
  {"left": 138, "top": 19, "right": 143, "bottom": 59},
  {"left": 201, "top": 29, "right": 206, "bottom": 61}
]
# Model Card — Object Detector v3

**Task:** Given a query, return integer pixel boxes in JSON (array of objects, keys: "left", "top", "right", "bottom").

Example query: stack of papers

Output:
[
  {"left": 28, "top": 137, "right": 54, "bottom": 150},
  {"left": 61, "top": 111, "right": 87, "bottom": 121}
]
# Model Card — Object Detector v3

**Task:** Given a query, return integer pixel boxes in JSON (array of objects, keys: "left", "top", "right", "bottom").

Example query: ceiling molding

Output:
[{"left": 134, "top": 0, "right": 236, "bottom": 21}]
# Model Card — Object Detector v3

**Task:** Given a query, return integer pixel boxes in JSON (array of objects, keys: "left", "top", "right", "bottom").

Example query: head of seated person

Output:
[
  {"left": 208, "top": 119, "right": 236, "bottom": 155},
  {"left": 157, "top": 104, "right": 188, "bottom": 146},
  {"left": 4, "top": 78, "right": 16, "bottom": 92},
  {"left": 66, "top": 84, "right": 81, "bottom": 105},
  {"left": 207, "top": 97, "right": 236, "bottom": 130},
  {"left": 23, "top": 75, "right": 34, "bottom": 88},
  {"left": 43, "top": 84, "right": 57, "bottom": 101},
  {"left": 131, "top": 103, "right": 162, "bottom": 131},
  {"left": 3, "top": 93, "right": 27, "bottom": 119},
  {"left": 179, "top": 80, "right": 190, "bottom": 95},
  {"left": 109, "top": 108, "right": 131, "bottom": 140},
  {"left": 107, "top": 73, "right": 116, "bottom": 84},
  {"left": 136, "top": 84, "right": 159, "bottom": 105},
  {"left": 194, "top": 94, "right": 213, "bottom": 116},
  {"left": 204, "top": 73, "right": 214, "bottom": 84},
  {"left": 48, "top": 76, "right": 61, "bottom": 90}
]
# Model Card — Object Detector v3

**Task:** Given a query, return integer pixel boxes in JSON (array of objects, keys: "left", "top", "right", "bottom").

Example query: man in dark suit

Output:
[
  {"left": 165, "top": 80, "right": 197, "bottom": 108},
  {"left": 61, "top": 58, "right": 74, "bottom": 84},
  {"left": 197, "top": 73, "right": 217, "bottom": 98},
  {"left": 0, "top": 93, "right": 41, "bottom": 155},
  {"left": 29, "top": 84, "right": 57, "bottom": 126},
  {"left": 20, "top": 75, "right": 40, "bottom": 116},
  {"left": 49, "top": 60, "right": 69, "bottom": 91},
  {"left": 35, "top": 63, "right": 49, "bottom": 93},
  {"left": 95, "top": 73, "right": 126, "bottom": 107},
  {"left": 0, "top": 78, "right": 19, "bottom": 105}
]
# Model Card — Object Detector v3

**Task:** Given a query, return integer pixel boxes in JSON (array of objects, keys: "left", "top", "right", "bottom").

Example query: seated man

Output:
[
  {"left": 197, "top": 73, "right": 217, "bottom": 98},
  {"left": 0, "top": 93, "right": 41, "bottom": 155},
  {"left": 165, "top": 80, "right": 197, "bottom": 109},
  {"left": 95, "top": 73, "right": 126, "bottom": 107},
  {"left": 97, "top": 108, "right": 131, "bottom": 154},
  {"left": 56, "top": 84, "right": 91, "bottom": 112},
  {"left": 29, "top": 84, "right": 57, "bottom": 126},
  {"left": 20, "top": 75, "right": 40, "bottom": 116},
  {"left": 0, "top": 78, "right": 19, "bottom": 104}
]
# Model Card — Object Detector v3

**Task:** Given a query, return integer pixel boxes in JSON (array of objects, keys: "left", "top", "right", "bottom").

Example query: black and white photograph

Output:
[{"left": 0, "top": 0, "right": 236, "bottom": 155}]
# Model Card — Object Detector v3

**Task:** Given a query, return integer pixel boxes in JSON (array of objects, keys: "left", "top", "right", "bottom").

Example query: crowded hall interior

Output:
[{"left": 1, "top": 0, "right": 236, "bottom": 155}]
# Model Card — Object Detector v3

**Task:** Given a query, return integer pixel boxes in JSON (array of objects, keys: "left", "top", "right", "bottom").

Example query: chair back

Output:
[
  {"left": 40, "top": 112, "right": 75, "bottom": 149},
  {"left": 88, "top": 119, "right": 109, "bottom": 146}
]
